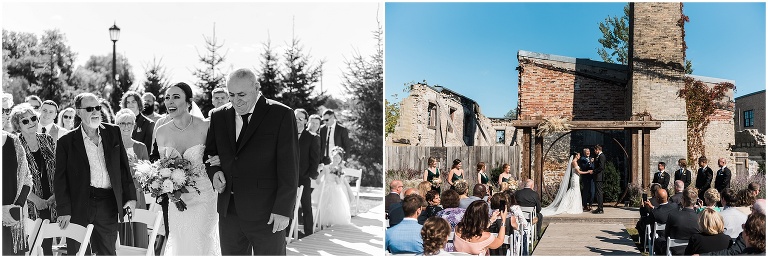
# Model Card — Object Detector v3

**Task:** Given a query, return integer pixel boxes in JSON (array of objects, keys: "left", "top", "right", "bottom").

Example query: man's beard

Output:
[{"left": 142, "top": 104, "right": 154, "bottom": 115}]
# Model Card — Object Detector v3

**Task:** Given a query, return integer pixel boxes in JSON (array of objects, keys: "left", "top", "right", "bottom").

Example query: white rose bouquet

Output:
[{"left": 133, "top": 151, "right": 200, "bottom": 211}]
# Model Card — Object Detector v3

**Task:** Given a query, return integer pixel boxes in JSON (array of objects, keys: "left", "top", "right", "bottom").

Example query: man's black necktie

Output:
[
  {"left": 41, "top": 127, "right": 46, "bottom": 134},
  {"left": 237, "top": 114, "right": 250, "bottom": 148}
]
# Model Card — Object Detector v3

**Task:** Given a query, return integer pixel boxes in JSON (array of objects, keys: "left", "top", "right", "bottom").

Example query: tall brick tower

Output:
[{"left": 628, "top": 2, "right": 688, "bottom": 181}]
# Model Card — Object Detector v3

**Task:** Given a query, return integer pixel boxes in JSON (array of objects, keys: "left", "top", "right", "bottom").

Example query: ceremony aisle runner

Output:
[{"left": 286, "top": 204, "right": 384, "bottom": 256}]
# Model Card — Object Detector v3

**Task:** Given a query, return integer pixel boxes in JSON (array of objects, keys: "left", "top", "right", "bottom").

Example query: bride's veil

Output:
[
  {"left": 189, "top": 101, "right": 205, "bottom": 119},
  {"left": 542, "top": 155, "right": 574, "bottom": 213}
]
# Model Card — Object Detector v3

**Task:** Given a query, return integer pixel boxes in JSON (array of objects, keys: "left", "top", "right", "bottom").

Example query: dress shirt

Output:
[
  {"left": 40, "top": 123, "right": 54, "bottom": 134},
  {"left": 235, "top": 94, "right": 259, "bottom": 142},
  {"left": 82, "top": 126, "right": 112, "bottom": 189}
]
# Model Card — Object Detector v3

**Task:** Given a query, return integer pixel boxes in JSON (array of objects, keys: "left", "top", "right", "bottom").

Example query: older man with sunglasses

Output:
[{"left": 54, "top": 93, "right": 137, "bottom": 255}]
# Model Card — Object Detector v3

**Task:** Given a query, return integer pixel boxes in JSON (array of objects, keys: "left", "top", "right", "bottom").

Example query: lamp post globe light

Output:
[{"left": 109, "top": 22, "right": 120, "bottom": 109}]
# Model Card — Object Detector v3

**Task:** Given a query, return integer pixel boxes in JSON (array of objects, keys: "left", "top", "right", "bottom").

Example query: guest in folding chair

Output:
[
  {"left": 637, "top": 185, "right": 675, "bottom": 249},
  {"left": 454, "top": 200, "right": 506, "bottom": 255},
  {"left": 654, "top": 188, "right": 700, "bottom": 255},
  {"left": 488, "top": 193, "right": 517, "bottom": 256},
  {"left": 740, "top": 212, "right": 765, "bottom": 255},
  {"left": 386, "top": 194, "right": 427, "bottom": 254},
  {"left": 685, "top": 208, "right": 731, "bottom": 255},
  {"left": 420, "top": 217, "right": 451, "bottom": 256},
  {"left": 2, "top": 131, "right": 33, "bottom": 255}
]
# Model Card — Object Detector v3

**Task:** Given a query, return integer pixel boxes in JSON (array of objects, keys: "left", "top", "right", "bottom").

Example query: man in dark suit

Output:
[
  {"left": 319, "top": 109, "right": 350, "bottom": 165},
  {"left": 637, "top": 187, "right": 677, "bottom": 250},
  {"left": 38, "top": 100, "right": 69, "bottom": 141},
  {"left": 695, "top": 156, "right": 714, "bottom": 201},
  {"left": 655, "top": 188, "right": 700, "bottom": 255},
  {"left": 674, "top": 158, "right": 692, "bottom": 189},
  {"left": 54, "top": 93, "right": 137, "bottom": 255},
  {"left": 592, "top": 144, "right": 606, "bottom": 214},
  {"left": 652, "top": 162, "right": 671, "bottom": 190},
  {"left": 515, "top": 179, "right": 542, "bottom": 239},
  {"left": 386, "top": 180, "right": 404, "bottom": 213},
  {"left": 670, "top": 180, "right": 685, "bottom": 208},
  {"left": 293, "top": 108, "right": 320, "bottom": 238},
  {"left": 714, "top": 158, "right": 732, "bottom": 193},
  {"left": 579, "top": 148, "right": 595, "bottom": 212},
  {"left": 205, "top": 68, "right": 298, "bottom": 255},
  {"left": 388, "top": 188, "right": 417, "bottom": 227}
]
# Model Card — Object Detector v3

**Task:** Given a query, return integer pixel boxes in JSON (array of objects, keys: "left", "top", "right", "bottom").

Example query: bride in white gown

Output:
[
  {"left": 541, "top": 151, "right": 593, "bottom": 216},
  {"left": 154, "top": 83, "right": 220, "bottom": 256}
]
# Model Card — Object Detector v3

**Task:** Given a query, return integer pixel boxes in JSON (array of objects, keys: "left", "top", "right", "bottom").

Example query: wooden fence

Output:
[{"left": 385, "top": 146, "right": 521, "bottom": 188}]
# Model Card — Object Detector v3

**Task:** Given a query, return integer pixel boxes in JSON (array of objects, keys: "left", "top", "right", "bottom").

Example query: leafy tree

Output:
[
  {"left": 504, "top": 108, "right": 517, "bottom": 119},
  {"left": 280, "top": 36, "right": 326, "bottom": 115},
  {"left": 79, "top": 53, "right": 134, "bottom": 110},
  {"left": 192, "top": 25, "right": 228, "bottom": 117},
  {"left": 142, "top": 56, "right": 170, "bottom": 99},
  {"left": 257, "top": 38, "right": 282, "bottom": 100},
  {"left": 385, "top": 99, "right": 399, "bottom": 137},
  {"left": 341, "top": 24, "right": 383, "bottom": 187}
]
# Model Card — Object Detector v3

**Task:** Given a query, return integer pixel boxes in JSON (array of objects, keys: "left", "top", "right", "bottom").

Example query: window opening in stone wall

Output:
[
  {"left": 496, "top": 130, "right": 505, "bottom": 144},
  {"left": 450, "top": 108, "right": 456, "bottom": 121},
  {"left": 428, "top": 103, "right": 437, "bottom": 128},
  {"left": 744, "top": 110, "right": 754, "bottom": 127}
]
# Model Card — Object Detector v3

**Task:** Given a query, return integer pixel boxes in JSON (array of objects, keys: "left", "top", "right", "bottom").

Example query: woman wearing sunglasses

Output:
[
  {"left": 9, "top": 103, "right": 57, "bottom": 255},
  {"left": 56, "top": 108, "right": 76, "bottom": 131}
]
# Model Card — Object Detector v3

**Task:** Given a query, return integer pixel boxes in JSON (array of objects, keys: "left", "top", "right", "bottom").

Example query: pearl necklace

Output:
[{"left": 173, "top": 116, "right": 193, "bottom": 132}]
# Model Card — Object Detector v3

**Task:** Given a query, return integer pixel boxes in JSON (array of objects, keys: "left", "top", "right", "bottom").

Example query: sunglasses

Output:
[
  {"left": 322, "top": 119, "right": 329, "bottom": 122},
  {"left": 32, "top": 105, "right": 40, "bottom": 110},
  {"left": 21, "top": 116, "right": 38, "bottom": 125},
  {"left": 63, "top": 115, "right": 73, "bottom": 120},
  {"left": 78, "top": 106, "right": 102, "bottom": 112},
  {"left": 2, "top": 108, "right": 10, "bottom": 115}
]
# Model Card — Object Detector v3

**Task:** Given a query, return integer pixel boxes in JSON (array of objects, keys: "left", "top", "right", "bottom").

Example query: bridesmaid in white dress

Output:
[{"left": 541, "top": 151, "right": 593, "bottom": 216}]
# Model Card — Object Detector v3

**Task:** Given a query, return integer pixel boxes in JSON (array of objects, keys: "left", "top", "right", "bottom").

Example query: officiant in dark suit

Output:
[
  {"left": 205, "top": 68, "right": 299, "bottom": 255},
  {"left": 293, "top": 108, "right": 320, "bottom": 238},
  {"left": 319, "top": 109, "right": 350, "bottom": 165},
  {"left": 578, "top": 148, "right": 594, "bottom": 212},
  {"left": 54, "top": 93, "right": 137, "bottom": 255}
]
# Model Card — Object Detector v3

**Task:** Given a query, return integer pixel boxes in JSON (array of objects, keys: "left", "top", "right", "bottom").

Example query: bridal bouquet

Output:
[{"left": 133, "top": 149, "right": 200, "bottom": 211}]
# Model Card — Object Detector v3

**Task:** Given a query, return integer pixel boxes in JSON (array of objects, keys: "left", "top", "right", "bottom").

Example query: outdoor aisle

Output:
[
  {"left": 286, "top": 204, "right": 384, "bottom": 256},
  {"left": 533, "top": 222, "right": 638, "bottom": 256}
]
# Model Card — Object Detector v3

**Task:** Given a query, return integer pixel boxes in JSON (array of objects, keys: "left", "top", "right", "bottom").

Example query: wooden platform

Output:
[
  {"left": 543, "top": 206, "right": 640, "bottom": 225},
  {"left": 287, "top": 204, "right": 385, "bottom": 256},
  {"left": 533, "top": 222, "right": 638, "bottom": 256}
]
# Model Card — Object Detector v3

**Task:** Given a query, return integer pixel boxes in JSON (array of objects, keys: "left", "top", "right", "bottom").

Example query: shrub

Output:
[
  {"left": 627, "top": 183, "right": 644, "bottom": 207},
  {"left": 385, "top": 169, "right": 421, "bottom": 192},
  {"left": 603, "top": 161, "right": 622, "bottom": 203}
]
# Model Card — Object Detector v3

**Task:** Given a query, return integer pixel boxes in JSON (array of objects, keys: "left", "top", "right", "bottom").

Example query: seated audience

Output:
[
  {"left": 386, "top": 180, "right": 404, "bottom": 213},
  {"left": 418, "top": 190, "right": 444, "bottom": 224},
  {"left": 700, "top": 198, "right": 765, "bottom": 256},
  {"left": 740, "top": 212, "right": 765, "bottom": 255},
  {"left": 735, "top": 189, "right": 757, "bottom": 215},
  {"left": 719, "top": 188, "right": 747, "bottom": 239},
  {"left": 420, "top": 217, "right": 452, "bottom": 256},
  {"left": 386, "top": 194, "right": 428, "bottom": 254},
  {"left": 670, "top": 180, "right": 685, "bottom": 208},
  {"left": 459, "top": 184, "right": 486, "bottom": 209},
  {"left": 685, "top": 208, "right": 731, "bottom": 255},
  {"left": 488, "top": 193, "right": 518, "bottom": 256},
  {"left": 436, "top": 189, "right": 464, "bottom": 252},
  {"left": 696, "top": 188, "right": 721, "bottom": 213},
  {"left": 454, "top": 200, "right": 507, "bottom": 255},
  {"left": 418, "top": 181, "right": 433, "bottom": 198},
  {"left": 748, "top": 182, "right": 760, "bottom": 198},
  {"left": 655, "top": 188, "right": 700, "bottom": 255},
  {"left": 454, "top": 180, "right": 469, "bottom": 204},
  {"left": 638, "top": 187, "right": 676, "bottom": 248},
  {"left": 389, "top": 188, "right": 418, "bottom": 227},
  {"left": 515, "top": 179, "right": 543, "bottom": 239}
]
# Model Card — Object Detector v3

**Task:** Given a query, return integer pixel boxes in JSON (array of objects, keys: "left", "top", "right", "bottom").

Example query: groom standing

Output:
[
  {"left": 592, "top": 144, "right": 606, "bottom": 214},
  {"left": 205, "top": 68, "right": 299, "bottom": 255}
]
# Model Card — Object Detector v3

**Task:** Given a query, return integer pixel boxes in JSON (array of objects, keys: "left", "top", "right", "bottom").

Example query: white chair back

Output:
[
  {"left": 343, "top": 168, "right": 363, "bottom": 216},
  {"left": 313, "top": 175, "right": 328, "bottom": 232},
  {"left": 31, "top": 219, "right": 94, "bottom": 256},
  {"left": 116, "top": 209, "right": 163, "bottom": 256},
  {"left": 24, "top": 218, "right": 43, "bottom": 256},
  {"left": 666, "top": 237, "right": 688, "bottom": 256},
  {"left": 287, "top": 185, "right": 304, "bottom": 243}
]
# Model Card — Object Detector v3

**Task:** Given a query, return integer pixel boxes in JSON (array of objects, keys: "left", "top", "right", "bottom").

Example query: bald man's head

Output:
[
  {"left": 525, "top": 179, "right": 534, "bottom": 189},
  {"left": 753, "top": 199, "right": 766, "bottom": 215},
  {"left": 404, "top": 188, "right": 418, "bottom": 197},
  {"left": 656, "top": 188, "right": 669, "bottom": 203}
]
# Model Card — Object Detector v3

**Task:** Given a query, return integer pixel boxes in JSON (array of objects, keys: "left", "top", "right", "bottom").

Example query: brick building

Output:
[{"left": 733, "top": 90, "right": 766, "bottom": 167}]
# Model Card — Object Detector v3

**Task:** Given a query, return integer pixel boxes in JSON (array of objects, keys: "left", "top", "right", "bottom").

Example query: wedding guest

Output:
[
  {"left": 2, "top": 131, "right": 33, "bottom": 256},
  {"left": 454, "top": 200, "right": 507, "bottom": 255},
  {"left": 459, "top": 184, "right": 486, "bottom": 209},
  {"left": 656, "top": 188, "right": 700, "bottom": 255},
  {"left": 436, "top": 189, "right": 464, "bottom": 252},
  {"left": 24, "top": 95, "right": 41, "bottom": 112},
  {"left": 504, "top": 190, "right": 531, "bottom": 231},
  {"left": 10, "top": 103, "right": 57, "bottom": 254},
  {"left": 57, "top": 108, "right": 76, "bottom": 131},
  {"left": 700, "top": 198, "right": 765, "bottom": 256},
  {"left": 423, "top": 157, "right": 441, "bottom": 193},
  {"left": 696, "top": 188, "right": 721, "bottom": 213},
  {"left": 516, "top": 179, "right": 542, "bottom": 238},
  {"left": 114, "top": 109, "right": 149, "bottom": 247},
  {"left": 418, "top": 190, "right": 443, "bottom": 224},
  {"left": 208, "top": 87, "right": 229, "bottom": 117},
  {"left": 454, "top": 180, "right": 469, "bottom": 205},
  {"left": 639, "top": 187, "right": 676, "bottom": 248},
  {"left": 418, "top": 181, "right": 432, "bottom": 199},
  {"left": 38, "top": 100, "right": 67, "bottom": 141},
  {"left": 2, "top": 93, "right": 14, "bottom": 132},
  {"left": 736, "top": 189, "right": 757, "bottom": 214},
  {"left": 488, "top": 193, "right": 517, "bottom": 256},
  {"left": 420, "top": 217, "right": 451, "bottom": 256},
  {"left": 695, "top": 156, "right": 714, "bottom": 201},
  {"left": 141, "top": 93, "right": 163, "bottom": 123},
  {"left": 120, "top": 91, "right": 154, "bottom": 155},
  {"left": 389, "top": 188, "right": 418, "bottom": 227},
  {"left": 447, "top": 159, "right": 464, "bottom": 190},
  {"left": 685, "top": 208, "right": 731, "bottom": 255},
  {"left": 719, "top": 188, "right": 747, "bottom": 239},
  {"left": 748, "top": 182, "right": 760, "bottom": 199},
  {"left": 675, "top": 158, "right": 692, "bottom": 189},
  {"left": 386, "top": 180, "right": 404, "bottom": 213},
  {"left": 385, "top": 194, "right": 427, "bottom": 254},
  {"left": 307, "top": 114, "right": 322, "bottom": 135},
  {"left": 652, "top": 162, "right": 671, "bottom": 190},
  {"left": 670, "top": 180, "right": 685, "bottom": 208},
  {"left": 740, "top": 212, "right": 765, "bottom": 255},
  {"left": 714, "top": 158, "right": 731, "bottom": 194}
]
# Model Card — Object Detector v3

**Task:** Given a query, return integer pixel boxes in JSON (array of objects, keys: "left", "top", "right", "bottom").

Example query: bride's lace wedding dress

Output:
[
  {"left": 161, "top": 145, "right": 221, "bottom": 256},
  {"left": 541, "top": 156, "right": 583, "bottom": 216}
]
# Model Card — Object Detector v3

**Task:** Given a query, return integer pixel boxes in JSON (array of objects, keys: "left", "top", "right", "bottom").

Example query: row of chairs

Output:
[{"left": 644, "top": 222, "right": 689, "bottom": 256}]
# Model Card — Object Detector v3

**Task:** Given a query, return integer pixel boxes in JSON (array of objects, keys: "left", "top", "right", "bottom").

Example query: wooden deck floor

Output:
[
  {"left": 533, "top": 222, "right": 638, "bottom": 256},
  {"left": 287, "top": 204, "right": 385, "bottom": 256}
]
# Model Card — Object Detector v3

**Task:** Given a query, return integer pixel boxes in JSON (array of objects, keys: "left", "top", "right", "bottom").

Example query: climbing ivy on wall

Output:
[{"left": 678, "top": 77, "right": 735, "bottom": 164}]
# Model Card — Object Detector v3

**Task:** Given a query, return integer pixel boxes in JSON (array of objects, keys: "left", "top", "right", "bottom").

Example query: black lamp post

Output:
[{"left": 109, "top": 22, "right": 120, "bottom": 100}]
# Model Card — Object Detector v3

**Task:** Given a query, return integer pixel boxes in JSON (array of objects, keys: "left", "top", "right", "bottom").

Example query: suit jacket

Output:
[
  {"left": 515, "top": 188, "right": 542, "bottom": 214},
  {"left": 670, "top": 192, "right": 684, "bottom": 208},
  {"left": 54, "top": 124, "right": 137, "bottom": 225},
  {"left": 593, "top": 152, "right": 606, "bottom": 181},
  {"left": 714, "top": 166, "right": 731, "bottom": 192},
  {"left": 204, "top": 98, "right": 299, "bottom": 221},
  {"left": 387, "top": 202, "right": 405, "bottom": 227},
  {"left": 385, "top": 219, "right": 424, "bottom": 254},
  {"left": 685, "top": 233, "right": 732, "bottom": 255},
  {"left": 674, "top": 168, "right": 692, "bottom": 189},
  {"left": 298, "top": 129, "right": 321, "bottom": 187},
  {"left": 644, "top": 202, "right": 678, "bottom": 236},
  {"left": 319, "top": 123, "right": 350, "bottom": 164},
  {"left": 131, "top": 114, "right": 154, "bottom": 155},
  {"left": 663, "top": 208, "right": 701, "bottom": 255},
  {"left": 385, "top": 192, "right": 401, "bottom": 213},
  {"left": 695, "top": 166, "right": 713, "bottom": 191},
  {"left": 652, "top": 171, "right": 671, "bottom": 189},
  {"left": 578, "top": 156, "right": 593, "bottom": 180}
]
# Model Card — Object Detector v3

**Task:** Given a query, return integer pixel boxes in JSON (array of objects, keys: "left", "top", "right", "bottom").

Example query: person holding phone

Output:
[{"left": 2, "top": 130, "right": 33, "bottom": 255}]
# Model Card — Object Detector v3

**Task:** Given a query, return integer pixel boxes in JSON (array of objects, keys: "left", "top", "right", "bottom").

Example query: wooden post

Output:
[
  {"left": 522, "top": 128, "right": 532, "bottom": 180},
  {"left": 642, "top": 129, "right": 651, "bottom": 190},
  {"left": 534, "top": 133, "right": 544, "bottom": 199},
  {"left": 631, "top": 129, "right": 640, "bottom": 189}
]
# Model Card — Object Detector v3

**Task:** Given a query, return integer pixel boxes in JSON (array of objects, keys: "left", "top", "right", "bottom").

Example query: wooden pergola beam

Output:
[{"left": 510, "top": 120, "right": 661, "bottom": 130}]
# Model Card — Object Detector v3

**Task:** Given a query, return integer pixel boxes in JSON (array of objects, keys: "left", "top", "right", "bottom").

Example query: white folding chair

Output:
[
  {"left": 342, "top": 168, "right": 363, "bottom": 216},
  {"left": 24, "top": 218, "right": 43, "bottom": 256},
  {"left": 286, "top": 185, "right": 304, "bottom": 244},
  {"left": 313, "top": 176, "right": 328, "bottom": 232},
  {"left": 519, "top": 206, "right": 536, "bottom": 253},
  {"left": 31, "top": 219, "right": 94, "bottom": 256},
  {"left": 666, "top": 237, "right": 688, "bottom": 256},
  {"left": 115, "top": 209, "right": 163, "bottom": 256}
]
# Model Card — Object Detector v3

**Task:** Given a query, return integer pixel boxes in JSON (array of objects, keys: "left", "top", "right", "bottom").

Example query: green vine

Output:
[
  {"left": 678, "top": 77, "right": 735, "bottom": 163},
  {"left": 678, "top": 3, "right": 690, "bottom": 60}
]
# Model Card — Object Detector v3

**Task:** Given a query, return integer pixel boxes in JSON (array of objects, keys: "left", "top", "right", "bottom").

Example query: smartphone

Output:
[
  {"left": 642, "top": 193, "right": 648, "bottom": 202},
  {"left": 499, "top": 200, "right": 507, "bottom": 210}
]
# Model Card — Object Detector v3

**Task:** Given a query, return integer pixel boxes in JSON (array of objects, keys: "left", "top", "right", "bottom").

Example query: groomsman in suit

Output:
[
  {"left": 54, "top": 93, "right": 137, "bottom": 255},
  {"left": 579, "top": 148, "right": 595, "bottom": 212},
  {"left": 294, "top": 108, "right": 320, "bottom": 238},
  {"left": 695, "top": 156, "right": 714, "bottom": 201},
  {"left": 652, "top": 162, "right": 671, "bottom": 190},
  {"left": 714, "top": 158, "right": 732, "bottom": 193},
  {"left": 38, "top": 100, "right": 68, "bottom": 141},
  {"left": 592, "top": 144, "right": 606, "bottom": 214},
  {"left": 674, "top": 158, "right": 692, "bottom": 189},
  {"left": 319, "top": 109, "right": 350, "bottom": 165}
]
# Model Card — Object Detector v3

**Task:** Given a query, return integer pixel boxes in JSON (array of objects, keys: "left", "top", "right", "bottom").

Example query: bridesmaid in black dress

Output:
[
  {"left": 447, "top": 159, "right": 464, "bottom": 190},
  {"left": 2, "top": 131, "right": 33, "bottom": 255},
  {"left": 423, "top": 157, "right": 441, "bottom": 193}
]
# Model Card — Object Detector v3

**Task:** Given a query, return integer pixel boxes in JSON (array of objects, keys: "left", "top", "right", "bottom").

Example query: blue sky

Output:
[{"left": 385, "top": 2, "right": 766, "bottom": 118}]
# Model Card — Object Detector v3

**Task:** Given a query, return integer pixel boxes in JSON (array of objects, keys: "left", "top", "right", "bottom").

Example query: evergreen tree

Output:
[
  {"left": 280, "top": 36, "right": 326, "bottom": 115},
  {"left": 192, "top": 24, "right": 228, "bottom": 117},
  {"left": 142, "top": 56, "right": 170, "bottom": 99},
  {"left": 257, "top": 38, "right": 282, "bottom": 100}
]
